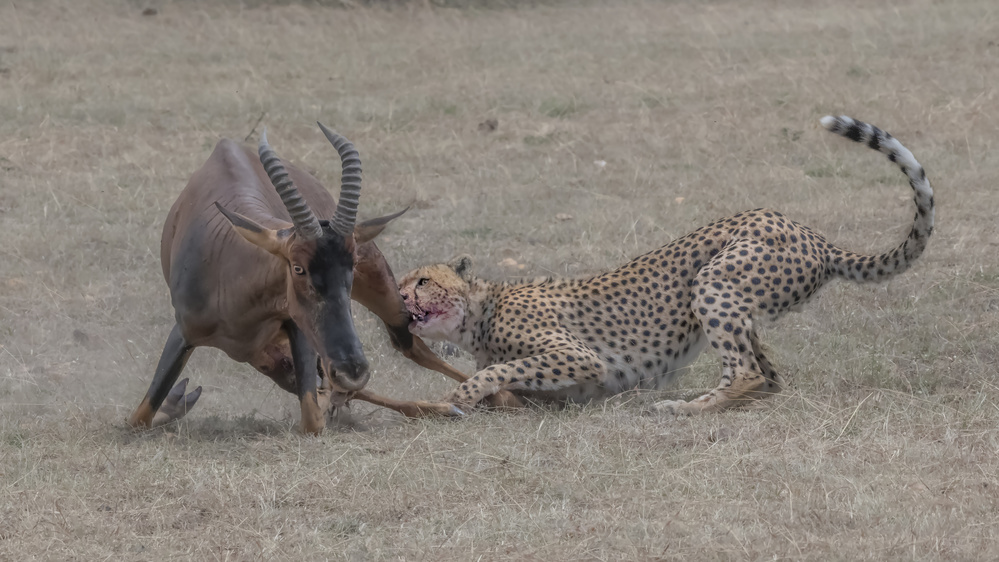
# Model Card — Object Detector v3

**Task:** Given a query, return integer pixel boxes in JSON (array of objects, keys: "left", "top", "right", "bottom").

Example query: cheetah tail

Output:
[{"left": 820, "top": 115, "right": 935, "bottom": 283}]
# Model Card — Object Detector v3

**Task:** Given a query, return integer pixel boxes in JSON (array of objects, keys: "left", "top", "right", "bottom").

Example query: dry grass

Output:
[{"left": 2, "top": 0, "right": 998, "bottom": 559}]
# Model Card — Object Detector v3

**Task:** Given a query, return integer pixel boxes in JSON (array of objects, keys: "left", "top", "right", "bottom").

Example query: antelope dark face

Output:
[
  {"left": 286, "top": 224, "right": 369, "bottom": 391},
  {"left": 215, "top": 124, "right": 378, "bottom": 393}
]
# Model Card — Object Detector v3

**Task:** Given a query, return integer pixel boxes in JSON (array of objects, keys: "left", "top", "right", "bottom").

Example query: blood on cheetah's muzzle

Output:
[{"left": 405, "top": 295, "right": 428, "bottom": 327}]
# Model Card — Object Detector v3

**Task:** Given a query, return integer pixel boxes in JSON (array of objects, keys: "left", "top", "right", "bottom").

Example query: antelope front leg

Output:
[
  {"left": 315, "top": 369, "right": 339, "bottom": 419},
  {"left": 286, "top": 322, "right": 326, "bottom": 435}
]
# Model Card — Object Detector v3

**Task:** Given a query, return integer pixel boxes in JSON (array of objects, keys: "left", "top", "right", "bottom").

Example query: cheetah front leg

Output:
[{"left": 445, "top": 346, "right": 606, "bottom": 410}]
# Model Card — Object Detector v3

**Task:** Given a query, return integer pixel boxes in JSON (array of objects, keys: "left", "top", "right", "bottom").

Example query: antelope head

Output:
[{"left": 215, "top": 124, "right": 390, "bottom": 393}]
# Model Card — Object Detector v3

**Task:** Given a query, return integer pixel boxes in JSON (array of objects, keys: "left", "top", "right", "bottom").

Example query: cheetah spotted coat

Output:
[{"left": 399, "top": 116, "right": 934, "bottom": 414}]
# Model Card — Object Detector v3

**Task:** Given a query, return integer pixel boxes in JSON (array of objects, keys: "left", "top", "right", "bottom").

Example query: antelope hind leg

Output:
[
  {"left": 128, "top": 324, "right": 201, "bottom": 428},
  {"left": 149, "top": 378, "right": 203, "bottom": 427},
  {"left": 351, "top": 389, "right": 465, "bottom": 418}
]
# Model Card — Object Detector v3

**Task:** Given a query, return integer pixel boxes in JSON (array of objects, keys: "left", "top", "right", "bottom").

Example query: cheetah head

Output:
[{"left": 399, "top": 255, "right": 474, "bottom": 342}]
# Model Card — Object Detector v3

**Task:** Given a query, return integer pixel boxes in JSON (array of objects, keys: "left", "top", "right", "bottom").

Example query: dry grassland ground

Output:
[{"left": 1, "top": 0, "right": 998, "bottom": 559}]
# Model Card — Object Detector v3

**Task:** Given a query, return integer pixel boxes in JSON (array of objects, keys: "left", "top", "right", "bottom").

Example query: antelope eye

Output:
[
  {"left": 292, "top": 265, "right": 306, "bottom": 276},
  {"left": 416, "top": 278, "right": 429, "bottom": 287}
]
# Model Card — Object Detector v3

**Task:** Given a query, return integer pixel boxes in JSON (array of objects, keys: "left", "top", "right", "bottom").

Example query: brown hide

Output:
[
  {"left": 161, "top": 139, "right": 338, "bottom": 360},
  {"left": 136, "top": 137, "right": 520, "bottom": 431}
]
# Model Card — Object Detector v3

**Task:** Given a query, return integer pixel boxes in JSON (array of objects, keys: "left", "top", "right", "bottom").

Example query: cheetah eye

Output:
[
  {"left": 292, "top": 265, "right": 306, "bottom": 276},
  {"left": 416, "top": 278, "right": 429, "bottom": 287}
]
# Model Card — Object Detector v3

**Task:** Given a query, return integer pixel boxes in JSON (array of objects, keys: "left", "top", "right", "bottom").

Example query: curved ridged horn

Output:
[
  {"left": 317, "top": 122, "right": 362, "bottom": 238},
  {"left": 258, "top": 129, "right": 323, "bottom": 240}
]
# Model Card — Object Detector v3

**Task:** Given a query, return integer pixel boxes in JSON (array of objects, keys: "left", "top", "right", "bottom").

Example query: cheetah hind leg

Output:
[
  {"left": 748, "top": 330, "right": 784, "bottom": 398},
  {"left": 655, "top": 317, "right": 778, "bottom": 416}
]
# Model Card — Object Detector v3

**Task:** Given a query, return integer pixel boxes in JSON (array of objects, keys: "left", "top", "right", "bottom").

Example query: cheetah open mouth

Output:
[
  {"left": 406, "top": 297, "right": 437, "bottom": 329},
  {"left": 409, "top": 305, "right": 430, "bottom": 327}
]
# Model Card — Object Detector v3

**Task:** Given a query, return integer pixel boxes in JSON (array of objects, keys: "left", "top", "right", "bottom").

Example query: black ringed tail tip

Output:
[{"left": 819, "top": 115, "right": 934, "bottom": 283}]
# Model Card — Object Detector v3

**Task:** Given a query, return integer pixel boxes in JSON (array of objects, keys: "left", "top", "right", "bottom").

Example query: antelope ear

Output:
[
  {"left": 447, "top": 254, "right": 474, "bottom": 283},
  {"left": 215, "top": 202, "right": 292, "bottom": 256},
  {"left": 354, "top": 206, "right": 409, "bottom": 244}
]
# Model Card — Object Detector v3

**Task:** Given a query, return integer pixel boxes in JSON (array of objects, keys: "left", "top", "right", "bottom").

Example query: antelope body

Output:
[{"left": 128, "top": 124, "right": 476, "bottom": 435}]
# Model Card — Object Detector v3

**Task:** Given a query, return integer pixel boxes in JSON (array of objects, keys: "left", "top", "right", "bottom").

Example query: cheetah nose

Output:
[{"left": 402, "top": 293, "right": 410, "bottom": 301}]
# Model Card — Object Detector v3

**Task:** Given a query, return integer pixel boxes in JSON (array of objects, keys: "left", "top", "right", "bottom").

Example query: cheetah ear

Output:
[{"left": 447, "top": 254, "right": 474, "bottom": 282}]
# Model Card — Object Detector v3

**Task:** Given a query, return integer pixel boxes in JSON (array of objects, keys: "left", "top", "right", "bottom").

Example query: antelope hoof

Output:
[
  {"left": 404, "top": 401, "right": 466, "bottom": 419},
  {"left": 150, "top": 378, "right": 202, "bottom": 427},
  {"left": 651, "top": 399, "right": 695, "bottom": 417},
  {"left": 483, "top": 390, "right": 525, "bottom": 410},
  {"left": 422, "top": 402, "right": 466, "bottom": 418}
]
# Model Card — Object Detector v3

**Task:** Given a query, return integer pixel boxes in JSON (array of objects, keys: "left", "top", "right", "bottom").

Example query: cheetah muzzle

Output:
[
  {"left": 398, "top": 116, "right": 935, "bottom": 417},
  {"left": 407, "top": 301, "right": 426, "bottom": 325}
]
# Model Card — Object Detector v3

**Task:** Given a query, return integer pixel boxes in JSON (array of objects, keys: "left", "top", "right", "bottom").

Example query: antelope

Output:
[{"left": 128, "top": 124, "right": 511, "bottom": 435}]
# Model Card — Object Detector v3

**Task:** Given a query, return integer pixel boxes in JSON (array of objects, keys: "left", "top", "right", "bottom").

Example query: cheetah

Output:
[{"left": 399, "top": 116, "right": 934, "bottom": 415}]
